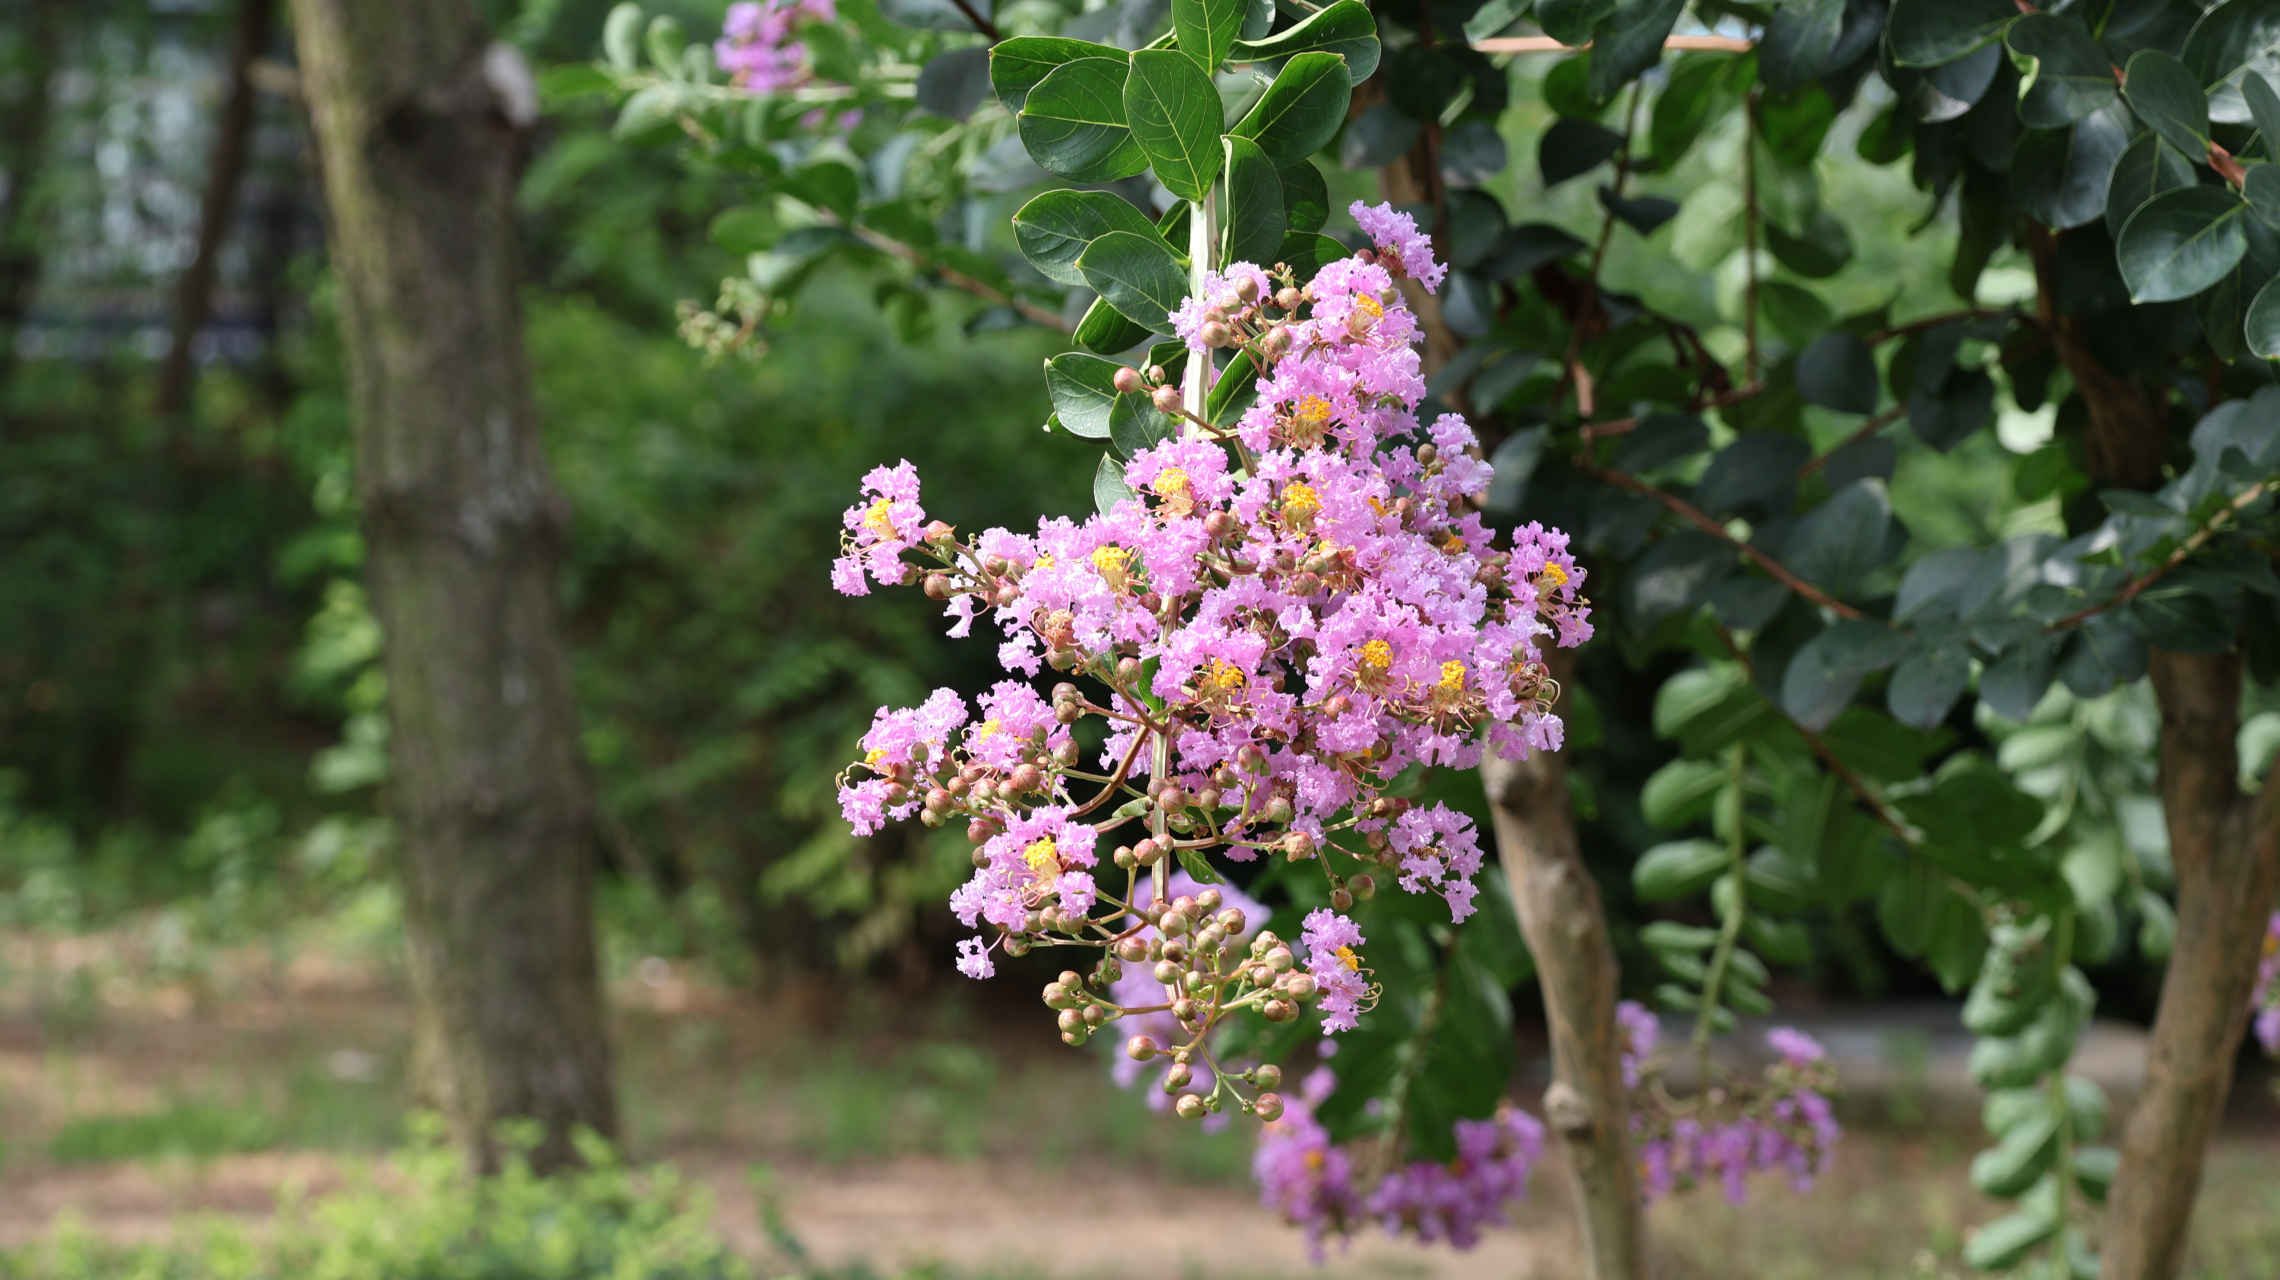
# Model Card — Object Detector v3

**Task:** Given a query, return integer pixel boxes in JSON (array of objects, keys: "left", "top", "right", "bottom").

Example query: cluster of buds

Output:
[
  {"left": 1618, "top": 1004, "right": 1844, "bottom": 1202},
  {"left": 829, "top": 202, "right": 1591, "bottom": 1120}
]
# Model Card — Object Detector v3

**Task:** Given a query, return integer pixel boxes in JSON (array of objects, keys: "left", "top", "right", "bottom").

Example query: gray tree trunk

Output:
[{"left": 285, "top": 0, "right": 615, "bottom": 1172}]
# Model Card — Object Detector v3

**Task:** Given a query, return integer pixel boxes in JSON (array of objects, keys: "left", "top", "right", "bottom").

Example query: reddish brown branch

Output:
[{"left": 2045, "top": 479, "right": 2272, "bottom": 633}]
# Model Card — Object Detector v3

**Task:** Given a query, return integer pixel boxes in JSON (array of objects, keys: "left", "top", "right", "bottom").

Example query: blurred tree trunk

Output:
[
  {"left": 2030, "top": 230, "right": 2280, "bottom": 1280},
  {"left": 1367, "top": 76, "right": 1650, "bottom": 1278},
  {"left": 286, "top": 0, "right": 616, "bottom": 1171},
  {"left": 156, "top": 0, "right": 276, "bottom": 420},
  {"left": 0, "top": 0, "right": 64, "bottom": 400}
]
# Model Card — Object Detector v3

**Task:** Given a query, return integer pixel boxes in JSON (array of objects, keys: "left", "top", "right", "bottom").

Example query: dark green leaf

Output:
[
  {"left": 1653, "top": 667, "right": 1783, "bottom": 757},
  {"left": 2106, "top": 130, "right": 2200, "bottom": 238},
  {"left": 1589, "top": 0, "right": 1687, "bottom": 100},
  {"left": 1013, "top": 189, "right": 1161, "bottom": 287},
  {"left": 1762, "top": 0, "right": 1849, "bottom": 92},
  {"left": 1465, "top": 0, "right": 1534, "bottom": 40},
  {"left": 2183, "top": 0, "right": 2280, "bottom": 124},
  {"left": 1046, "top": 353, "right": 1127, "bottom": 439},
  {"left": 1173, "top": 0, "right": 1247, "bottom": 71},
  {"left": 1109, "top": 388, "right": 1177, "bottom": 456},
  {"left": 1221, "top": 136, "right": 1286, "bottom": 264},
  {"left": 1544, "top": 53, "right": 1606, "bottom": 117},
  {"left": 1124, "top": 50, "right": 1224, "bottom": 202},
  {"left": 1277, "top": 230, "right": 1352, "bottom": 279},
  {"left": 1888, "top": 642, "right": 1970, "bottom": 728},
  {"left": 1979, "top": 640, "right": 2058, "bottom": 720},
  {"left": 1094, "top": 453, "right": 1136, "bottom": 514},
  {"left": 1480, "top": 222, "right": 1591, "bottom": 278},
  {"left": 1634, "top": 839, "right": 1731, "bottom": 900},
  {"left": 1614, "top": 414, "right": 1710, "bottom": 472},
  {"left": 1230, "top": 51, "right": 1352, "bottom": 165},
  {"left": 1206, "top": 350, "right": 1260, "bottom": 425},
  {"left": 709, "top": 204, "right": 782, "bottom": 255},
  {"left": 1822, "top": 704, "right": 1945, "bottom": 780},
  {"left": 1796, "top": 333, "right": 1881, "bottom": 413},
  {"left": 782, "top": 161, "right": 859, "bottom": 223},
  {"left": 2246, "top": 70, "right": 2280, "bottom": 144},
  {"left": 1074, "top": 293, "right": 1153, "bottom": 353},
  {"left": 1538, "top": 0, "right": 1618, "bottom": 45},
  {"left": 2008, "top": 14, "right": 2119, "bottom": 127},
  {"left": 2011, "top": 103, "right": 2132, "bottom": 229},
  {"left": 2246, "top": 271, "right": 2280, "bottom": 354},
  {"left": 2123, "top": 48, "right": 2214, "bottom": 155},
  {"left": 1765, "top": 208, "right": 1855, "bottom": 276},
  {"left": 2117, "top": 185, "right": 2251, "bottom": 302},
  {"left": 1653, "top": 51, "right": 1749, "bottom": 165},
  {"left": 1339, "top": 102, "right": 1422, "bottom": 169},
  {"left": 1896, "top": 43, "right": 2001, "bottom": 121},
  {"left": 1279, "top": 162, "right": 1330, "bottom": 232},
  {"left": 2249, "top": 162, "right": 2280, "bottom": 226},
  {"left": 1077, "top": 230, "right": 1189, "bottom": 332},
  {"left": 1020, "top": 58, "right": 1150, "bottom": 181},
  {"left": 1760, "top": 84, "right": 1839, "bottom": 167},
  {"left": 917, "top": 47, "right": 995, "bottom": 121},
  {"left": 1888, "top": 0, "right": 2020, "bottom": 66},
  {"left": 1443, "top": 121, "right": 1512, "bottom": 186},
  {"left": 1599, "top": 187, "right": 1680, "bottom": 233},
  {"left": 1640, "top": 758, "right": 1728, "bottom": 829},
  {"left": 1231, "top": 0, "right": 1382, "bottom": 83},
  {"left": 991, "top": 37, "right": 1128, "bottom": 113},
  {"left": 2126, "top": 583, "right": 2239, "bottom": 651},
  {"left": 1695, "top": 433, "right": 1810, "bottom": 514},
  {"left": 1911, "top": 367, "right": 1995, "bottom": 450},
  {"left": 1629, "top": 530, "right": 1736, "bottom": 628},
  {"left": 1761, "top": 280, "right": 1836, "bottom": 342},
  {"left": 1783, "top": 628, "right": 1869, "bottom": 728},
  {"left": 1783, "top": 478, "right": 1895, "bottom": 597},
  {"left": 1541, "top": 117, "right": 1626, "bottom": 186}
]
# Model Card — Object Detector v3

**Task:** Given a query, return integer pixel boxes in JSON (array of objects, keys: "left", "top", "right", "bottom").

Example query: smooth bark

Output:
[
  {"left": 156, "top": 0, "right": 276, "bottom": 418},
  {"left": 286, "top": 0, "right": 615, "bottom": 1170}
]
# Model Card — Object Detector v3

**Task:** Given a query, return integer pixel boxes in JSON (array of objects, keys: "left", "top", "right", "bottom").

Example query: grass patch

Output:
[{"left": 48, "top": 1101, "right": 275, "bottom": 1164}]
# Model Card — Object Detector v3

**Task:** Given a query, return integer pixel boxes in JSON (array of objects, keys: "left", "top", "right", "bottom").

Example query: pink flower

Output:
[
  {"left": 1349, "top": 201, "right": 1448, "bottom": 293},
  {"left": 1301, "top": 909, "right": 1372, "bottom": 1033},
  {"left": 715, "top": 0, "right": 836, "bottom": 94}
]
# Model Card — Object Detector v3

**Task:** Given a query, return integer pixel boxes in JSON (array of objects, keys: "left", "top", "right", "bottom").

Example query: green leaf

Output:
[
  {"left": 1074, "top": 293, "right": 1153, "bottom": 354},
  {"left": 1784, "top": 479, "right": 1895, "bottom": 599},
  {"left": 1634, "top": 839, "right": 1730, "bottom": 901},
  {"left": 2246, "top": 71, "right": 2280, "bottom": 145},
  {"left": 917, "top": 47, "right": 995, "bottom": 121},
  {"left": 2246, "top": 272, "right": 2280, "bottom": 355},
  {"left": 1888, "top": 0, "right": 2020, "bottom": 67},
  {"left": 1045, "top": 353, "right": 1127, "bottom": 439},
  {"left": 1541, "top": 117, "right": 1626, "bottom": 186},
  {"left": 1654, "top": 667, "right": 1782, "bottom": 757},
  {"left": 1761, "top": 0, "right": 1849, "bottom": 94},
  {"left": 1123, "top": 50, "right": 1225, "bottom": 201},
  {"left": 2184, "top": 0, "right": 2280, "bottom": 124},
  {"left": 1464, "top": 0, "right": 1533, "bottom": 41},
  {"left": 1971, "top": 1108, "right": 2063, "bottom": 1197},
  {"left": 991, "top": 37, "right": 1128, "bottom": 113},
  {"left": 1821, "top": 705, "right": 1944, "bottom": 781},
  {"left": 1012, "top": 189, "right": 1161, "bottom": 288},
  {"left": 1652, "top": 51, "right": 1748, "bottom": 166},
  {"left": 1174, "top": 0, "right": 1247, "bottom": 71},
  {"left": 2117, "top": 185, "right": 2251, "bottom": 302},
  {"left": 1077, "top": 230, "right": 1189, "bottom": 333},
  {"left": 1019, "top": 58, "right": 1150, "bottom": 182},
  {"left": 2009, "top": 14, "right": 2119, "bottom": 127},
  {"left": 1888, "top": 643, "right": 1970, "bottom": 729},
  {"left": 1110, "top": 390, "right": 1177, "bottom": 457},
  {"left": 1229, "top": 51, "right": 1352, "bottom": 165},
  {"left": 1764, "top": 208, "right": 1854, "bottom": 276},
  {"left": 1961, "top": 1197, "right": 2065, "bottom": 1270},
  {"left": 1279, "top": 162, "right": 1330, "bottom": 233},
  {"left": 2249, "top": 161, "right": 2280, "bottom": 226},
  {"left": 782, "top": 160, "right": 859, "bottom": 223},
  {"left": 2124, "top": 49, "right": 2214, "bottom": 156},
  {"left": 1589, "top": 0, "right": 1687, "bottom": 101},
  {"left": 1231, "top": 0, "right": 1382, "bottom": 83},
  {"left": 1538, "top": 0, "right": 1617, "bottom": 46},
  {"left": 1276, "top": 230, "right": 1351, "bottom": 279},
  {"left": 603, "top": 3, "right": 644, "bottom": 72},
  {"left": 2105, "top": 131, "right": 2198, "bottom": 239},
  {"left": 2011, "top": 103, "right": 2132, "bottom": 230},
  {"left": 2126, "top": 582, "right": 2239, "bottom": 652},
  {"left": 1796, "top": 333, "right": 1880, "bottom": 413},
  {"left": 1220, "top": 136, "right": 1287, "bottom": 266},
  {"left": 1760, "top": 280, "right": 1835, "bottom": 343},
  {"left": 1640, "top": 758, "right": 1728, "bottom": 829},
  {"left": 1094, "top": 453, "right": 1136, "bottom": 515},
  {"left": 1206, "top": 350, "right": 1260, "bottom": 426}
]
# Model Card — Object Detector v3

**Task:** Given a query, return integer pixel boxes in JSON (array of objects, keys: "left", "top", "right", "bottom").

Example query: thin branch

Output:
[
  {"left": 1579, "top": 461, "right": 1866, "bottom": 619},
  {"left": 1579, "top": 379, "right": 1767, "bottom": 448},
  {"left": 1797, "top": 404, "right": 1907, "bottom": 477},
  {"left": 845, "top": 222, "right": 1069, "bottom": 330},
  {"left": 947, "top": 0, "right": 1003, "bottom": 42},
  {"left": 1861, "top": 306, "right": 2022, "bottom": 346},
  {"left": 2045, "top": 478, "right": 2274, "bottom": 633},
  {"left": 1472, "top": 35, "right": 1755, "bottom": 52}
]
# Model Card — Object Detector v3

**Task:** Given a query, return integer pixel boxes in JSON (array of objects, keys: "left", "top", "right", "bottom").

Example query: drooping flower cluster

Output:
[
  {"left": 714, "top": 0, "right": 835, "bottom": 93},
  {"left": 830, "top": 204, "right": 1590, "bottom": 1125},
  {"left": 2253, "top": 912, "right": 2280, "bottom": 1056},
  {"left": 1252, "top": 1063, "right": 1546, "bottom": 1258},
  {"left": 1621, "top": 1004, "right": 1843, "bottom": 1202}
]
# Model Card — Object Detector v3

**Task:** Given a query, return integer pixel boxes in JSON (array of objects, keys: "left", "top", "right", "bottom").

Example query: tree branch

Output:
[
  {"left": 2044, "top": 478, "right": 2273, "bottom": 634},
  {"left": 1578, "top": 461, "right": 1867, "bottom": 619},
  {"left": 947, "top": 0, "right": 1002, "bottom": 42},
  {"left": 845, "top": 222, "right": 1069, "bottom": 331}
]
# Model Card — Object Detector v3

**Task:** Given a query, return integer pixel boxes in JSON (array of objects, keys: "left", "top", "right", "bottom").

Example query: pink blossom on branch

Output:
[{"left": 714, "top": 0, "right": 836, "bottom": 94}]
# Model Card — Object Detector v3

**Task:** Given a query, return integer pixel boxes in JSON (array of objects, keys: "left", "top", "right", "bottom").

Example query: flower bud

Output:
[
  {"left": 1116, "top": 937, "right": 1149, "bottom": 963},
  {"left": 1113, "top": 846, "right": 1138, "bottom": 870},
  {"left": 1009, "top": 763, "right": 1044, "bottom": 794},
  {"left": 1322, "top": 695, "right": 1352, "bottom": 719},
  {"left": 1204, "top": 511, "right": 1236, "bottom": 541},
  {"left": 1163, "top": 1062, "right": 1193, "bottom": 1091},
  {"left": 1112, "top": 365, "right": 1145, "bottom": 394},
  {"left": 1161, "top": 911, "right": 1192, "bottom": 938},
  {"left": 1263, "top": 998, "right": 1295, "bottom": 1022},
  {"left": 1266, "top": 946, "right": 1293, "bottom": 972},
  {"left": 1254, "top": 1064, "right": 1283, "bottom": 1091},
  {"left": 1275, "top": 287, "right": 1302, "bottom": 311},
  {"left": 923, "top": 573, "right": 952, "bottom": 599},
  {"left": 1127, "top": 1035, "right": 1159, "bottom": 1061},
  {"left": 1289, "top": 571, "right": 1320, "bottom": 596},
  {"left": 1280, "top": 830, "right": 1316, "bottom": 860},
  {"left": 924, "top": 788, "right": 953, "bottom": 813},
  {"left": 1154, "top": 959, "right": 1182, "bottom": 984},
  {"left": 884, "top": 783, "right": 909, "bottom": 804},
  {"left": 1044, "top": 982, "right": 1076, "bottom": 1010},
  {"left": 1161, "top": 938, "right": 1187, "bottom": 963},
  {"left": 1053, "top": 740, "right": 1079, "bottom": 767},
  {"left": 1235, "top": 275, "right": 1261, "bottom": 302},
  {"left": 1330, "top": 888, "right": 1354, "bottom": 911},
  {"left": 1058, "top": 1008, "right": 1085, "bottom": 1035},
  {"left": 1003, "top": 933, "right": 1032, "bottom": 957},
  {"left": 1196, "top": 889, "right": 1223, "bottom": 912},
  {"left": 1056, "top": 701, "right": 1082, "bottom": 725},
  {"left": 1253, "top": 1092, "right": 1285, "bottom": 1122},
  {"left": 1147, "top": 364, "right": 1165, "bottom": 383},
  {"left": 1195, "top": 925, "right": 1225, "bottom": 951},
  {"left": 1158, "top": 785, "right": 1185, "bottom": 811},
  {"left": 1152, "top": 385, "right": 1184, "bottom": 414},
  {"left": 1172, "top": 997, "right": 1199, "bottom": 1022},
  {"left": 1117, "top": 656, "right": 1143, "bottom": 683},
  {"left": 1351, "top": 873, "right": 1376, "bottom": 900},
  {"left": 1175, "top": 1092, "right": 1208, "bottom": 1120},
  {"left": 1285, "top": 972, "right": 1318, "bottom": 1000},
  {"left": 1082, "top": 1003, "right": 1105, "bottom": 1027},
  {"left": 1261, "top": 325, "right": 1292, "bottom": 358},
  {"left": 1217, "top": 908, "right": 1246, "bottom": 934},
  {"left": 1199, "top": 321, "right": 1233, "bottom": 348},
  {"left": 1264, "top": 796, "right": 1295, "bottom": 824},
  {"left": 922, "top": 520, "right": 955, "bottom": 544},
  {"left": 1134, "top": 837, "right": 1164, "bottom": 866}
]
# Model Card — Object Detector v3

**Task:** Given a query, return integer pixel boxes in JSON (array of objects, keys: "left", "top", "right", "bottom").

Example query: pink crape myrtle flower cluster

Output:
[
  {"left": 1252, "top": 1062, "right": 1547, "bottom": 1258},
  {"left": 1619, "top": 1003, "right": 1843, "bottom": 1202},
  {"left": 714, "top": 0, "right": 835, "bottom": 93},
  {"left": 827, "top": 203, "right": 1591, "bottom": 1127},
  {"left": 2253, "top": 912, "right": 2280, "bottom": 1056}
]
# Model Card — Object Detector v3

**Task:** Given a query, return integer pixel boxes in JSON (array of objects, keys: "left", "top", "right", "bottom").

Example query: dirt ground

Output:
[{"left": 0, "top": 927, "right": 2274, "bottom": 1280}]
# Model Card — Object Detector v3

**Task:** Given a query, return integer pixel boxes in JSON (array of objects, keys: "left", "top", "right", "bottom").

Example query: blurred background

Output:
[{"left": 0, "top": 2, "right": 2273, "bottom": 1278}]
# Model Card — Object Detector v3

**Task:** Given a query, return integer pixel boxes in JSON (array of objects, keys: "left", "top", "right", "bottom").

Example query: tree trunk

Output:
[
  {"left": 156, "top": 0, "right": 276, "bottom": 419},
  {"left": 2103, "top": 653, "right": 2280, "bottom": 1279},
  {"left": 1482, "top": 651, "right": 1650, "bottom": 1280},
  {"left": 286, "top": 0, "right": 615, "bottom": 1171},
  {"left": 0, "top": 0, "right": 65, "bottom": 399}
]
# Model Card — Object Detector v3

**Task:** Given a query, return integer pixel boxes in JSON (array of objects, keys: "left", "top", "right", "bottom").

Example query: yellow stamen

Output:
[
  {"left": 1090, "top": 545, "right": 1131, "bottom": 577},
  {"left": 1438, "top": 661, "right": 1467, "bottom": 693},
  {"left": 1305, "top": 1149, "right": 1325, "bottom": 1171},
  {"left": 1155, "top": 467, "right": 1190, "bottom": 497},
  {"left": 1024, "top": 838, "right": 1060, "bottom": 878},
  {"left": 1034, "top": 552, "right": 1055, "bottom": 570},
  {"left": 863, "top": 748, "right": 887, "bottom": 768},
  {"left": 1204, "top": 658, "right": 1247, "bottom": 691},
  {"left": 1281, "top": 482, "right": 1321, "bottom": 522},
  {"left": 1354, "top": 295, "right": 1384, "bottom": 319},
  {"left": 1539, "top": 562, "right": 1570, "bottom": 589},
  {"left": 1359, "top": 639, "right": 1393, "bottom": 675},
  {"left": 1335, "top": 945, "right": 1361, "bottom": 971},
  {"left": 1294, "top": 395, "right": 1332, "bottom": 428},
  {"left": 861, "top": 497, "right": 897, "bottom": 539},
  {"left": 976, "top": 719, "right": 1003, "bottom": 740}
]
